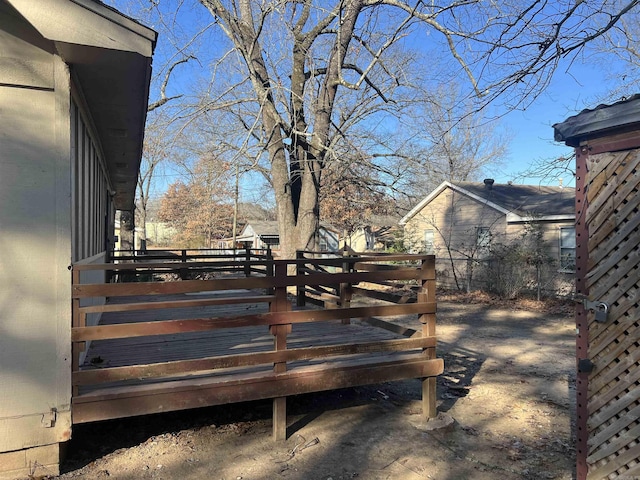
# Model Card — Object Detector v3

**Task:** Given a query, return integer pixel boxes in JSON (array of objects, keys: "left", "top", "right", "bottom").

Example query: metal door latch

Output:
[
  {"left": 573, "top": 295, "right": 609, "bottom": 322},
  {"left": 585, "top": 300, "right": 609, "bottom": 323}
]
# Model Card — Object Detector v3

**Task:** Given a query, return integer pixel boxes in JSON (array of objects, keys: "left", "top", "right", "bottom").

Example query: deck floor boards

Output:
[{"left": 79, "top": 290, "right": 412, "bottom": 394}]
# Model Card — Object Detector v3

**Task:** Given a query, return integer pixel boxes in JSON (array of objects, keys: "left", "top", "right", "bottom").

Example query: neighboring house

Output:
[
  {"left": 0, "top": 1, "right": 155, "bottom": 477},
  {"left": 235, "top": 221, "right": 340, "bottom": 254},
  {"left": 400, "top": 180, "right": 576, "bottom": 292},
  {"left": 344, "top": 214, "right": 401, "bottom": 252},
  {"left": 236, "top": 220, "right": 281, "bottom": 250},
  {"left": 114, "top": 219, "right": 176, "bottom": 250}
]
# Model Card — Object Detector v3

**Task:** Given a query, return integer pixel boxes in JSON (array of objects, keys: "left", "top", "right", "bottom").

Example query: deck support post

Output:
[
  {"left": 271, "top": 262, "right": 291, "bottom": 440},
  {"left": 419, "top": 257, "right": 437, "bottom": 419}
]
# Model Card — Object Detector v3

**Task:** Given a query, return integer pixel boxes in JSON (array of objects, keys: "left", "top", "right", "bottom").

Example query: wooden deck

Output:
[{"left": 71, "top": 253, "right": 443, "bottom": 439}]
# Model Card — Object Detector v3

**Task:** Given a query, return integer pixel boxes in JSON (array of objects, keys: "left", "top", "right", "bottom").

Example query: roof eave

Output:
[
  {"left": 553, "top": 95, "right": 640, "bottom": 147},
  {"left": 506, "top": 213, "right": 575, "bottom": 223},
  {"left": 8, "top": 0, "right": 157, "bottom": 210}
]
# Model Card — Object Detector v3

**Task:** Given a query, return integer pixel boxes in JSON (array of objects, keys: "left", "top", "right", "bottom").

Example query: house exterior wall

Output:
[
  {"left": 403, "top": 187, "right": 507, "bottom": 256},
  {"left": 505, "top": 220, "right": 576, "bottom": 269},
  {"left": 346, "top": 228, "right": 369, "bottom": 252},
  {"left": 403, "top": 187, "right": 574, "bottom": 294},
  {"left": 0, "top": 2, "right": 72, "bottom": 465},
  {"left": 318, "top": 227, "right": 339, "bottom": 252}
]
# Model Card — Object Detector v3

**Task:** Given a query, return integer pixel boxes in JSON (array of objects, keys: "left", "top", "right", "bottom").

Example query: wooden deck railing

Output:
[
  {"left": 71, "top": 253, "right": 442, "bottom": 439},
  {"left": 107, "top": 248, "right": 273, "bottom": 280}
]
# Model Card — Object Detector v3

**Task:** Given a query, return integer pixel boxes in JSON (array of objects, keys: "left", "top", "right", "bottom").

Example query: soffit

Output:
[{"left": 7, "top": 0, "right": 157, "bottom": 210}]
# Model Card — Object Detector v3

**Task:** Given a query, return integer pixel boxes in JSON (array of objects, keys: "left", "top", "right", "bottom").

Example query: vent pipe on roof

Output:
[{"left": 483, "top": 178, "right": 495, "bottom": 190}]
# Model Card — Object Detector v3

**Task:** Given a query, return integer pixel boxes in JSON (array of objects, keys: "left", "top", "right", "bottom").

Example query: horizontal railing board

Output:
[
  {"left": 79, "top": 260, "right": 272, "bottom": 271},
  {"left": 74, "top": 254, "right": 433, "bottom": 271},
  {"left": 79, "top": 295, "right": 275, "bottom": 314},
  {"left": 73, "top": 269, "right": 431, "bottom": 298},
  {"left": 71, "top": 356, "right": 444, "bottom": 423},
  {"left": 73, "top": 336, "right": 436, "bottom": 385},
  {"left": 72, "top": 302, "right": 436, "bottom": 341}
]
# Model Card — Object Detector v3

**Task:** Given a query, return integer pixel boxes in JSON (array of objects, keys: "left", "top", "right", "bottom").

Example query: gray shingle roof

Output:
[
  {"left": 245, "top": 221, "right": 280, "bottom": 237},
  {"left": 553, "top": 94, "right": 640, "bottom": 147},
  {"left": 455, "top": 181, "right": 575, "bottom": 217}
]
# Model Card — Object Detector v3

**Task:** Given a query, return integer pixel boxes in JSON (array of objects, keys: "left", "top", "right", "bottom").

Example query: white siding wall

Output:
[{"left": 0, "top": 9, "right": 73, "bottom": 454}]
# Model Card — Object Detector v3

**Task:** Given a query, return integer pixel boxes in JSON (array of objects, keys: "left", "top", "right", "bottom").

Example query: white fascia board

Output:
[
  {"left": 507, "top": 213, "right": 576, "bottom": 223},
  {"left": 7, "top": 0, "right": 156, "bottom": 57},
  {"left": 399, "top": 181, "right": 453, "bottom": 225},
  {"left": 400, "top": 181, "right": 510, "bottom": 224}
]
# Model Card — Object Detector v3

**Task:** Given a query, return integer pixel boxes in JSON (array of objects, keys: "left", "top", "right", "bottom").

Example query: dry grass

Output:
[{"left": 437, "top": 288, "right": 574, "bottom": 316}]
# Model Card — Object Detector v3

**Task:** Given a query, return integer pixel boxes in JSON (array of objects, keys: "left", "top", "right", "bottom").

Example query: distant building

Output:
[
  {"left": 400, "top": 180, "right": 575, "bottom": 292},
  {"left": 233, "top": 221, "right": 340, "bottom": 255}
]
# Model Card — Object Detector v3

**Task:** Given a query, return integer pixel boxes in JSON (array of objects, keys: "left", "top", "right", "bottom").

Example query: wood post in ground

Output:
[
  {"left": 270, "top": 262, "right": 292, "bottom": 440},
  {"left": 419, "top": 257, "right": 437, "bottom": 419}
]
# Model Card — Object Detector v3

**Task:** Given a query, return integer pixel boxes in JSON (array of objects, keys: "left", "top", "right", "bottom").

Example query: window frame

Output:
[
  {"left": 476, "top": 226, "right": 491, "bottom": 256},
  {"left": 424, "top": 229, "right": 435, "bottom": 254},
  {"left": 559, "top": 226, "right": 576, "bottom": 273}
]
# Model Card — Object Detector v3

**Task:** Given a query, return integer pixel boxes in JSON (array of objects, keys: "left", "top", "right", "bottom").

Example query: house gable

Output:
[
  {"left": 401, "top": 180, "right": 575, "bottom": 225},
  {"left": 401, "top": 183, "right": 507, "bottom": 254},
  {"left": 400, "top": 181, "right": 508, "bottom": 226}
]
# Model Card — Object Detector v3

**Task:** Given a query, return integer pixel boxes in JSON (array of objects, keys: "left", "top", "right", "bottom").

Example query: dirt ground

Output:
[{"left": 44, "top": 295, "right": 575, "bottom": 480}]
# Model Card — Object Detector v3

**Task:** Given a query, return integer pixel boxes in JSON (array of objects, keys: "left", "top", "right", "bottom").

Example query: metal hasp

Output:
[
  {"left": 574, "top": 295, "right": 609, "bottom": 323},
  {"left": 584, "top": 300, "right": 609, "bottom": 323}
]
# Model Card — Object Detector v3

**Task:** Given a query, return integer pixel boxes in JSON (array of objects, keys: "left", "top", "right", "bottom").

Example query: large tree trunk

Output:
[
  {"left": 120, "top": 210, "right": 135, "bottom": 251},
  {"left": 200, "top": 0, "right": 362, "bottom": 260}
]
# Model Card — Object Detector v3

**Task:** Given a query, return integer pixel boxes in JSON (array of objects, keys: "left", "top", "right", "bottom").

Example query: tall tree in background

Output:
[
  {"left": 319, "top": 156, "right": 394, "bottom": 238},
  {"left": 129, "top": 0, "right": 639, "bottom": 258},
  {"left": 158, "top": 155, "right": 235, "bottom": 247},
  {"left": 398, "top": 84, "right": 509, "bottom": 202}
]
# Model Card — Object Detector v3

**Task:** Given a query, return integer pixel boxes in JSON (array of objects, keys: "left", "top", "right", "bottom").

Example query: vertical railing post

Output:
[
  {"left": 296, "top": 251, "right": 306, "bottom": 307},
  {"left": 179, "top": 249, "right": 188, "bottom": 280},
  {"left": 340, "top": 253, "right": 353, "bottom": 324},
  {"left": 105, "top": 247, "right": 113, "bottom": 283},
  {"left": 266, "top": 247, "right": 274, "bottom": 295},
  {"left": 270, "top": 262, "right": 291, "bottom": 440},
  {"left": 244, "top": 249, "right": 251, "bottom": 277},
  {"left": 419, "top": 256, "right": 437, "bottom": 419}
]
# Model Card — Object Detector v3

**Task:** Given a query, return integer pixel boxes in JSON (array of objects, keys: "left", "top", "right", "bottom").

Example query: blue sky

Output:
[
  {"left": 115, "top": 1, "right": 633, "bottom": 198},
  {"left": 492, "top": 60, "right": 617, "bottom": 188}
]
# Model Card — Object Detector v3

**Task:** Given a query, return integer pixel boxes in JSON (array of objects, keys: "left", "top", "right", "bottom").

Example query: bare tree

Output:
[
  {"left": 319, "top": 155, "right": 395, "bottom": 238},
  {"left": 396, "top": 84, "right": 509, "bottom": 203},
  {"left": 130, "top": 0, "right": 639, "bottom": 259}
]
